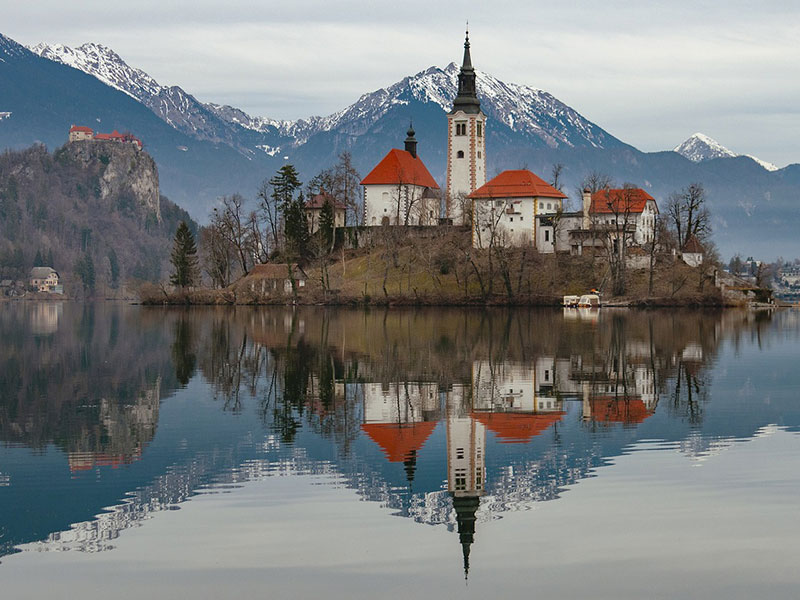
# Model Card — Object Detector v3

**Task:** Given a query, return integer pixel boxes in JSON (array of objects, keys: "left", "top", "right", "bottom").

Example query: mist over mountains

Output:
[{"left": 2, "top": 32, "right": 798, "bottom": 258}]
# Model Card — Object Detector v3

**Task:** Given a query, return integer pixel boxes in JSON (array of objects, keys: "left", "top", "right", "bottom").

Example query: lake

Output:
[{"left": 1, "top": 303, "right": 799, "bottom": 599}]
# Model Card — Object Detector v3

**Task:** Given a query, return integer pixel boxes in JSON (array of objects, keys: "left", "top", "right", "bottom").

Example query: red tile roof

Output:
[
  {"left": 93, "top": 133, "right": 112, "bottom": 140},
  {"left": 590, "top": 188, "right": 655, "bottom": 214},
  {"left": 306, "top": 192, "right": 346, "bottom": 210},
  {"left": 361, "top": 421, "right": 437, "bottom": 462},
  {"left": 360, "top": 148, "right": 439, "bottom": 189},
  {"left": 69, "top": 125, "right": 93, "bottom": 133},
  {"left": 471, "top": 411, "right": 564, "bottom": 444},
  {"left": 468, "top": 169, "right": 567, "bottom": 200},
  {"left": 586, "top": 397, "right": 652, "bottom": 424}
]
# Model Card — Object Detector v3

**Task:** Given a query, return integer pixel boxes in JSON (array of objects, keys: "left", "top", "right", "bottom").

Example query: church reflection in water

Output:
[
  {"left": 2, "top": 304, "right": 796, "bottom": 573},
  {"left": 359, "top": 349, "right": 659, "bottom": 575}
]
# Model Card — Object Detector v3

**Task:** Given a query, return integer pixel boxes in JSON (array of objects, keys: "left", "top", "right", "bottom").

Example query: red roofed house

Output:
[
  {"left": 468, "top": 169, "right": 567, "bottom": 249},
  {"left": 583, "top": 187, "right": 659, "bottom": 246},
  {"left": 68, "top": 125, "right": 94, "bottom": 142},
  {"left": 471, "top": 359, "right": 565, "bottom": 442},
  {"left": 361, "top": 382, "right": 440, "bottom": 481},
  {"left": 360, "top": 125, "right": 440, "bottom": 226},
  {"left": 305, "top": 190, "right": 346, "bottom": 234}
]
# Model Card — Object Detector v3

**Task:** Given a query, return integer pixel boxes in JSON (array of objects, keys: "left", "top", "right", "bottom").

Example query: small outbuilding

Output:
[{"left": 681, "top": 235, "right": 704, "bottom": 267}]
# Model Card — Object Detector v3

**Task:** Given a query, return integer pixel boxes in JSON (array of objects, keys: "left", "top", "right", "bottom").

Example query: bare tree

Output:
[
  {"left": 591, "top": 186, "right": 638, "bottom": 296},
  {"left": 333, "top": 151, "right": 362, "bottom": 226},
  {"left": 666, "top": 183, "right": 711, "bottom": 249},
  {"left": 577, "top": 170, "right": 614, "bottom": 200},
  {"left": 200, "top": 224, "right": 234, "bottom": 288},
  {"left": 646, "top": 214, "right": 669, "bottom": 295},
  {"left": 257, "top": 179, "right": 282, "bottom": 254},
  {"left": 212, "top": 193, "right": 252, "bottom": 276}
]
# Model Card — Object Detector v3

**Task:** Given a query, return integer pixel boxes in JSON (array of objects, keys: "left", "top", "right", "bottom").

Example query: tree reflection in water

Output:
[{"left": 2, "top": 304, "right": 798, "bottom": 571}]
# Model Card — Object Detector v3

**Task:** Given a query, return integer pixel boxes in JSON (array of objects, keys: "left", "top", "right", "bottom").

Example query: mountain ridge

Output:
[{"left": 3, "top": 32, "right": 799, "bottom": 258}]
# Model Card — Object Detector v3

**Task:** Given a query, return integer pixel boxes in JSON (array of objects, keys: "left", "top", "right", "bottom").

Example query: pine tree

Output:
[
  {"left": 269, "top": 164, "right": 302, "bottom": 209},
  {"left": 34, "top": 249, "right": 44, "bottom": 267},
  {"left": 75, "top": 253, "right": 95, "bottom": 294},
  {"left": 284, "top": 194, "right": 309, "bottom": 261},
  {"left": 170, "top": 221, "right": 199, "bottom": 288},
  {"left": 46, "top": 248, "right": 54, "bottom": 269}
]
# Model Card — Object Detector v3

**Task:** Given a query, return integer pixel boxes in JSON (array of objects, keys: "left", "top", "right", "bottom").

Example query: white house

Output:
[
  {"left": 468, "top": 169, "right": 567, "bottom": 249},
  {"left": 587, "top": 188, "right": 659, "bottom": 246},
  {"left": 361, "top": 126, "right": 440, "bottom": 226}
]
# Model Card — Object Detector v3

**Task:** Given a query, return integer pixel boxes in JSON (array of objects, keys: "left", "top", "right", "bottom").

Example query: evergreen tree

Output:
[
  {"left": 46, "top": 248, "right": 54, "bottom": 268},
  {"left": 284, "top": 194, "right": 309, "bottom": 261},
  {"left": 34, "top": 249, "right": 44, "bottom": 267},
  {"left": 269, "top": 164, "right": 302, "bottom": 209},
  {"left": 170, "top": 221, "right": 199, "bottom": 288},
  {"left": 108, "top": 248, "right": 120, "bottom": 289},
  {"left": 75, "top": 253, "right": 95, "bottom": 294}
]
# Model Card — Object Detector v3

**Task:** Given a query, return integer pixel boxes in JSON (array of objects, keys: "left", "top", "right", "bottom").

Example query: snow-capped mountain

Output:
[
  {"left": 5, "top": 31, "right": 799, "bottom": 258},
  {"left": 208, "top": 63, "right": 622, "bottom": 151},
  {"left": 29, "top": 42, "right": 258, "bottom": 151},
  {"left": 31, "top": 41, "right": 623, "bottom": 156},
  {"left": 674, "top": 133, "right": 778, "bottom": 171},
  {"left": 674, "top": 133, "right": 737, "bottom": 162}
]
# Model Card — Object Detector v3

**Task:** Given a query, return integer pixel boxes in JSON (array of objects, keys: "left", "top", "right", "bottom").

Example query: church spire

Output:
[
  {"left": 452, "top": 494, "right": 480, "bottom": 580},
  {"left": 404, "top": 121, "right": 417, "bottom": 158},
  {"left": 451, "top": 27, "right": 480, "bottom": 114}
]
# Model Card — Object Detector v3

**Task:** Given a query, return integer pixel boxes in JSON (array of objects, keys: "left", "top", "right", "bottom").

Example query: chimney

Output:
[
  {"left": 582, "top": 187, "right": 592, "bottom": 230},
  {"left": 404, "top": 122, "right": 417, "bottom": 158}
]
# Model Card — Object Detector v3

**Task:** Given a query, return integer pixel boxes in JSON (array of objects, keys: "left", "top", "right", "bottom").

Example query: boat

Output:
[
  {"left": 577, "top": 293, "right": 601, "bottom": 308},
  {"left": 562, "top": 295, "right": 580, "bottom": 307}
]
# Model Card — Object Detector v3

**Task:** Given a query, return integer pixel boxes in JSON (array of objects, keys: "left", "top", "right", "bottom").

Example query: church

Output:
[{"left": 361, "top": 30, "right": 486, "bottom": 227}]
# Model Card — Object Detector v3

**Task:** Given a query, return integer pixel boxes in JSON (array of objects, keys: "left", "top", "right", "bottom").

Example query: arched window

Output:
[{"left": 457, "top": 150, "right": 464, "bottom": 158}]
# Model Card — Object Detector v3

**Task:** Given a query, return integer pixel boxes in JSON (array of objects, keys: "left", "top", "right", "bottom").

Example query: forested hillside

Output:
[{"left": 0, "top": 142, "right": 195, "bottom": 294}]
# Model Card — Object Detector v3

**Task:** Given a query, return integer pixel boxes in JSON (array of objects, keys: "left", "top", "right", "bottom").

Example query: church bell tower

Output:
[{"left": 446, "top": 28, "right": 487, "bottom": 225}]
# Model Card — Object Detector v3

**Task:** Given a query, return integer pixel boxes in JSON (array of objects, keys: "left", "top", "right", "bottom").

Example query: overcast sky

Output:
[{"left": 3, "top": 0, "right": 798, "bottom": 166}]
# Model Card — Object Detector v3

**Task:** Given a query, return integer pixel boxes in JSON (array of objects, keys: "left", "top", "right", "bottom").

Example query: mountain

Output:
[
  {"left": 4, "top": 33, "right": 800, "bottom": 258},
  {"left": 0, "top": 34, "right": 284, "bottom": 214},
  {"left": 30, "top": 42, "right": 625, "bottom": 160},
  {"left": 675, "top": 133, "right": 779, "bottom": 172}
]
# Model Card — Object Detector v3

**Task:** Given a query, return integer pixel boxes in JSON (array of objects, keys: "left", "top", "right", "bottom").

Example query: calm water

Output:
[{"left": 1, "top": 303, "right": 799, "bottom": 599}]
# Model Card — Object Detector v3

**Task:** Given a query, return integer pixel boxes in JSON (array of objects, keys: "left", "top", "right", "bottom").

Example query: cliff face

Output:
[
  {"left": 0, "top": 143, "right": 195, "bottom": 288},
  {"left": 64, "top": 140, "right": 161, "bottom": 222}
]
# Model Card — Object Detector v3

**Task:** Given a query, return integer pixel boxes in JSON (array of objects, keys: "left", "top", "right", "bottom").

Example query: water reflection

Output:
[{"left": 1, "top": 304, "right": 799, "bottom": 577}]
